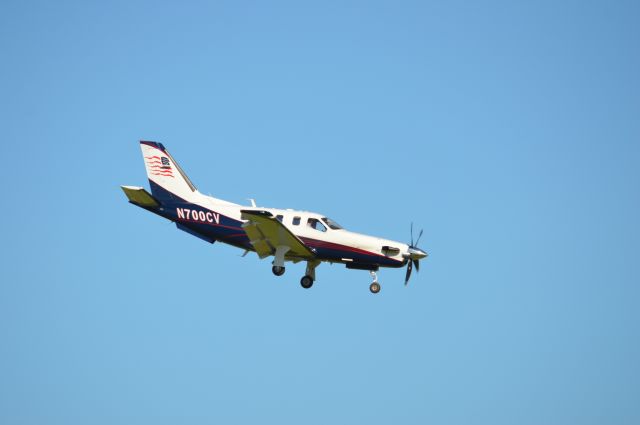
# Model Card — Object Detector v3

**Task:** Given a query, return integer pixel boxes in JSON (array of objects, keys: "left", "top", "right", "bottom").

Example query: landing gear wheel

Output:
[
  {"left": 369, "top": 282, "right": 381, "bottom": 294},
  {"left": 300, "top": 275, "right": 314, "bottom": 289},
  {"left": 272, "top": 266, "right": 285, "bottom": 276}
]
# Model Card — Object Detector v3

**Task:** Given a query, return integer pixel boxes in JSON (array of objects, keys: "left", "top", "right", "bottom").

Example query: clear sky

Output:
[{"left": 1, "top": 1, "right": 639, "bottom": 424}]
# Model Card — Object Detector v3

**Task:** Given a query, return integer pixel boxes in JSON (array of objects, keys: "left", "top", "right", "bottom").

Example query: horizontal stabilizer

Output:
[{"left": 120, "top": 185, "right": 160, "bottom": 208}]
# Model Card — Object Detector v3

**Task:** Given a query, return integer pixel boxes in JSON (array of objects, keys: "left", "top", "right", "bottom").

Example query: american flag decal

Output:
[{"left": 145, "top": 155, "right": 174, "bottom": 178}]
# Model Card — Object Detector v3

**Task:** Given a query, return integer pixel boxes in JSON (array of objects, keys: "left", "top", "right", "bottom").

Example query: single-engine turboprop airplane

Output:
[{"left": 121, "top": 141, "right": 428, "bottom": 293}]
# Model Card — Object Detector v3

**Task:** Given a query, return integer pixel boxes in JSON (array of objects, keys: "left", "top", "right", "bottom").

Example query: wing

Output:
[{"left": 241, "top": 210, "right": 315, "bottom": 260}]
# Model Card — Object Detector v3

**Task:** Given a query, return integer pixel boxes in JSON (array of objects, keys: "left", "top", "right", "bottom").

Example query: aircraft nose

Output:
[{"left": 408, "top": 247, "right": 428, "bottom": 260}]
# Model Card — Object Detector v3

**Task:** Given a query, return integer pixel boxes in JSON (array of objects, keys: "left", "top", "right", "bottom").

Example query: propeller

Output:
[
  {"left": 404, "top": 258, "right": 413, "bottom": 285},
  {"left": 404, "top": 223, "right": 428, "bottom": 285}
]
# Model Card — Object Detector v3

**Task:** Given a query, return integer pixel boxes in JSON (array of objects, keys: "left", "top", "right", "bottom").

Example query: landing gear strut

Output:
[
  {"left": 271, "top": 245, "right": 290, "bottom": 277},
  {"left": 369, "top": 270, "right": 381, "bottom": 294},
  {"left": 300, "top": 260, "right": 320, "bottom": 289}
]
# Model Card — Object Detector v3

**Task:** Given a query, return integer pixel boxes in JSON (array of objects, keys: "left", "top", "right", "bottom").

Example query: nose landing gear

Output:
[{"left": 369, "top": 270, "right": 381, "bottom": 294}]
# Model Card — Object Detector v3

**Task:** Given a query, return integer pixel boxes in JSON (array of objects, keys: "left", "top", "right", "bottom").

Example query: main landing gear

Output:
[
  {"left": 300, "top": 260, "right": 320, "bottom": 289},
  {"left": 271, "top": 257, "right": 381, "bottom": 294},
  {"left": 271, "top": 245, "right": 290, "bottom": 277},
  {"left": 300, "top": 275, "right": 313, "bottom": 288},
  {"left": 369, "top": 270, "right": 381, "bottom": 294}
]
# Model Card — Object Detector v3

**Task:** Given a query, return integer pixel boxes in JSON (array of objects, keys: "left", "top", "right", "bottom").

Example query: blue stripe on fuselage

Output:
[
  {"left": 145, "top": 182, "right": 251, "bottom": 249},
  {"left": 169, "top": 203, "right": 251, "bottom": 249},
  {"left": 149, "top": 180, "right": 184, "bottom": 202},
  {"left": 301, "top": 237, "right": 405, "bottom": 268}
]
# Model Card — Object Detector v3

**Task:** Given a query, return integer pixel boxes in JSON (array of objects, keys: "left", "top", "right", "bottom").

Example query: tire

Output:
[
  {"left": 272, "top": 266, "right": 285, "bottom": 276},
  {"left": 300, "top": 275, "right": 314, "bottom": 289},
  {"left": 369, "top": 282, "right": 381, "bottom": 294}
]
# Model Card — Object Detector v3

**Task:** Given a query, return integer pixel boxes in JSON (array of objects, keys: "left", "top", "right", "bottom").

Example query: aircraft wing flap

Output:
[
  {"left": 241, "top": 210, "right": 315, "bottom": 259},
  {"left": 242, "top": 222, "right": 273, "bottom": 259},
  {"left": 121, "top": 185, "right": 160, "bottom": 208}
]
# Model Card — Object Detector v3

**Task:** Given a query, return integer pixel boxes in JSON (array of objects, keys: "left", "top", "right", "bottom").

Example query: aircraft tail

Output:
[{"left": 140, "top": 141, "right": 198, "bottom": 202}]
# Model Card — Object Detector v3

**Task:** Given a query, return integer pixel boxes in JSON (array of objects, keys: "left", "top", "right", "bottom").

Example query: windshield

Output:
[{"left": 321, "top": 217, "right": 343, "bottom": 230}]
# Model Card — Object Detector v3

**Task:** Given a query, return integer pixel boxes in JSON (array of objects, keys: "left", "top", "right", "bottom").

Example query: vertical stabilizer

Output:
[{"left": 140, "top": 141, "right": 197, "bottom": 202}]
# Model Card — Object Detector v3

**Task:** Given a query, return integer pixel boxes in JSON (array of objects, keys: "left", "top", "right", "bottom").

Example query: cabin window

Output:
[
  {"left": 292, "top": 216, "right": 301, "bottom": 225},
  {"left": 307, "top": 218, "right": 327, "bottom": 232},
  {"left": 276, "top": 215, "right": 283, "bottom": 223}
]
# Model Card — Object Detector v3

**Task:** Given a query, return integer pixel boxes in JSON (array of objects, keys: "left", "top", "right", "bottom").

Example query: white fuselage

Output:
[{"left": 183, "top": 191, "right": 409, "bottom": 267}]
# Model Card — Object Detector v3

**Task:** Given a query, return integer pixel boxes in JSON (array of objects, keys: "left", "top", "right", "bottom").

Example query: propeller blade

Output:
[
  {"left": 404, "top": 259, "right": 413, "bottom": 286},
  {"left": 414, "top": 229, "right": 424, "bottom": 247},
  {"left": 410, "top": 222, "right": 414, "bottom": 246},
  {"left": 413, "top": 259, "right": 420, "bottom": 272}
]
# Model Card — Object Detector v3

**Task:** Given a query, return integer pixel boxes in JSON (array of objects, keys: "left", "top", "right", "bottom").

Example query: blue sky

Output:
[{"left": 1, "top": 1, "right": 639, "bottom": 423}]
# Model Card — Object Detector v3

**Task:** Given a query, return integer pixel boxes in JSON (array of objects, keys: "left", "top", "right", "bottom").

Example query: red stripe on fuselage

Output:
[{"left": 300, "top": 237, "right": 404, "bottom": 264}]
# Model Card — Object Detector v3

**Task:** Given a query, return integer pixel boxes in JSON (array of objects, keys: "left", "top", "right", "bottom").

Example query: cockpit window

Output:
[
  {"left": 307, "top": 218, "right": 327, "bottom": 232},
  {"left": 321, "top": 217, "right": 343, "bottom": 230},
  {"left": 292, "top": 216, "right": 301, "bottom": 225}
]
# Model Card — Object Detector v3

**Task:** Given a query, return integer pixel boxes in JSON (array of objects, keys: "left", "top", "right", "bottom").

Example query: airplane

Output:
[{"left": 121, "top": 141, "right": 428, "bottom": 293}]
